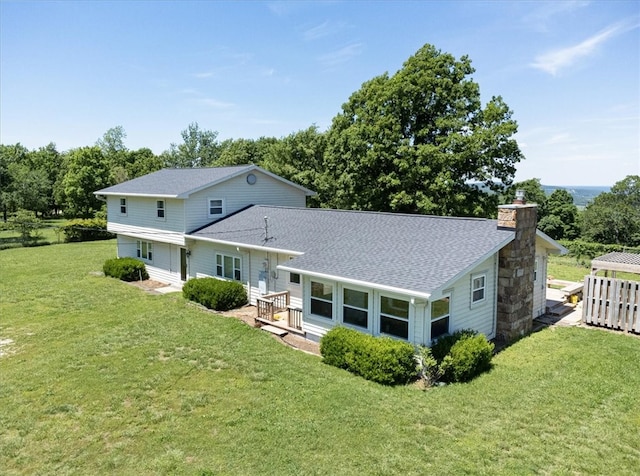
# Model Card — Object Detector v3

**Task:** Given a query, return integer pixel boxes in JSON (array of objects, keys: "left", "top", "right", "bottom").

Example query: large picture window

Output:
[
  {"left": 343, "top": 288, "right": 368, "bottom": 329},
  {"left": 216, "top": 254, "right": 241, "bottom": 281},
  {"left": 380, "top": 296, "right": 409, "bottom": 339},
  {"left": 310, "top": 281, "right": 333, "bottom": 319},
  {"left": 472, "top": 274, "right": 486, "bottom": 304},
  {"left": 431, "top": 296, "right": 450, "bottom": 340},
  {"left": 136, "top": 240, "right": 153, "bottom": 262}
]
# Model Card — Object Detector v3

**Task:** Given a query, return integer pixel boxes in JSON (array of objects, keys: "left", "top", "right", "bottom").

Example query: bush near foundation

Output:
[
  {"left": 61, "top": 218, "right": 114, "bottom": 242},
  {"left": 320, "top": 327, "right": 417, "bottom": 385},
  {"left": 182, "top": 277, "right": 247, "bottom": 311},
  {"left": 103, "top": 257, "right": 148, "bottom": 282}
]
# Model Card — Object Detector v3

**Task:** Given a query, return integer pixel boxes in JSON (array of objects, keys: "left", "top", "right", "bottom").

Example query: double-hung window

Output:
[
  {"left": 289, "top": 272, "right": 301, "bottom": 285},
  {"left": 380, "top": 296, "right": 409, "bottom": 339},
  {"left": 431, "top": 296, "right": 450, "bottom": 340},
  {"left": 310, "top": 281, "right": 333, "bottom": 319},
  {"left": 343, "top": 288, "right": 368, "bottom": 329},
  {"left": 119, "top": 198, "right": 127, "bottom": 215},
  {"left": 136, "top": 240, "right": 153, "bottom": 262},
  {"left": 156, "top": 200, "right": 165, "bottom": 219},
  {"left": 471, "top": 274, "right": 486, "bottom": 304},
  {"left": 208, "top": 198, "right": 224, "bottom": 217},
  {"left": 215, "top": 254, "right": 241, "bottom": 281}
]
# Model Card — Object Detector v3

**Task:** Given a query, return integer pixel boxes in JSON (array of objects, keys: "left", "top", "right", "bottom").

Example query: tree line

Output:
[{"left": 1, "top": 43, "right": 638, "bottom": 248}]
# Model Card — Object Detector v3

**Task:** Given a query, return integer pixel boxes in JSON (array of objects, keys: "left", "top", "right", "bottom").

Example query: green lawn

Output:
[
  {"left": 0, "top": 219, "right": 66, "bottom": 249},
  {"left": 1, "top": 242, "right": 639, "bottom": 475}
]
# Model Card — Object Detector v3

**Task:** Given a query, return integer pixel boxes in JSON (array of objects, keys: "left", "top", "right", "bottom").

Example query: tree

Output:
[
  {"left": 6, "top": 163, "right": 50, "bottom": 216},
  {"left": 581, "top": 175, "right": 640, "bottom": 246},
  {"left": 320, "top": 44, "right": 523, "bottom": 217},
  {"left": 162, "top": 123, "right": 220, "bottom": 168},
  {"left": 97, "top": 126, "right": 130, "bottom": 183},
  {"left": 125, "top": 148, "right": 163, "bottom": 178},
  {"left": 539, "top": 189, "right": 578, "bottom": 240},
  {"left": 217, "top": 138, "right": 260, "bottom": 166},
  {"left": 503, "top": 179, "right": 547, "bottom": 211},
  {"left": 0, "top": 144, "right": 29, "bottom": 221},
  {"left": 261, "top": 126, "right": 326, "bottom": 204},
  {"left": 58, "top": 147, "right": 110, "bottom": 218}
]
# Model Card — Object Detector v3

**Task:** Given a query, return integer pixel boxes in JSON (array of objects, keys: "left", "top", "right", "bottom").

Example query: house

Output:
[{"left": 95, "top": 165, "right": 566, "bottom": 345}]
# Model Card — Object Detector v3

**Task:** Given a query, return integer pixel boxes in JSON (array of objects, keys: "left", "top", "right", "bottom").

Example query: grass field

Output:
[{"left": 1, "top": 242, "right": 639, "bottom": 474}]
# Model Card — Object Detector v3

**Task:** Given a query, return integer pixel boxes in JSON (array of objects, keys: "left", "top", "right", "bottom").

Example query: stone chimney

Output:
[{"left": 496, "top": 191, "right": 538, "bottom": 342}]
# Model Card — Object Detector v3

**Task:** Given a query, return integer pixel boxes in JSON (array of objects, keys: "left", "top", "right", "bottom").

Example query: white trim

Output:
[
  {"left": 471, "top": 272, "right": 487, "bottom": 305},
  {"left": 215, "top": 253, "right": 242, "bottom": 281},
  {"left": 279, "top": 265, "right": 431, "bottom": 300},
  {"left": 156, "top": 199, "right": 166, "bottom": 220},
  {"left": 207, "top": 197, "right": 226, "bottom": 218},
  {"left": 536, "top": 229, "right": 568, "bottom": 255},
  {"left": 119, "top": 197, "right": 127, "bottom": 216},
  {"left": 189, "top": 234, "right": 303, "bottom": 256},
  {"left": 97, "top": 192, "right": 181, "bottom": 198},
  {"left": 429, "top": 293, "right": 451, "bottom": 342},
  {"left": 108, "top": 223, "right": 186, "bottom": 245}
]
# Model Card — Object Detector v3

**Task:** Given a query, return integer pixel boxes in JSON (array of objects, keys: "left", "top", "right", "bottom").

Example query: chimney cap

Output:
[{"left": 514, "top": 189, "right": 526, "bottom": 204}]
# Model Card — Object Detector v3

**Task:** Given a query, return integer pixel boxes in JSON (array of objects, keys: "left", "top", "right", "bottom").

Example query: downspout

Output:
[{"left": 491, "top": 252, "right": 498, "bottom": 338}]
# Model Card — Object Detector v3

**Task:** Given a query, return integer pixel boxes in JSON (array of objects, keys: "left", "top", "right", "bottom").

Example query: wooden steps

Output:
[{"left": 260, "top": 324, "right": 289, "bottom": 337}]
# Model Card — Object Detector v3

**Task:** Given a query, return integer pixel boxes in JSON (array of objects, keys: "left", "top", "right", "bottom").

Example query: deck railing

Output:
[
  {"left": 256, "top": 291, "right": 290, "bottom": 321},
  {"left": 288, "top": 306, "right": 303, "bottom": 330}
]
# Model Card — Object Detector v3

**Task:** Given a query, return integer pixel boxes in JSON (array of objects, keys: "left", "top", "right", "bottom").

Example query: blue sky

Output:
[{"left": 1, "top": 1, "right": 638, "bottom": 186}]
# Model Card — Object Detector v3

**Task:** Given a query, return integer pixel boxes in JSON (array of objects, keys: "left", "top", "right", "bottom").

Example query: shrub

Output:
[
  {"left": 182, "top": 277, "right": 247, "bottom": 311},
  {"left": 415, "top": 346, "right": 444, "bottom": 387},
  {"left": 61, "top": 218, "right": 114, "bottom": 242},
  {"left": 430, "top": 329, "right": 478, "bottom": 362},
  {"left": 320, "top": 327, "right": 417, "bottom": 385},
  {"left": 103, "top": 257, "right": 149, "bottom": 282},
  {"left": 440, "top": 334, "right": 494, "bottom": 383}
]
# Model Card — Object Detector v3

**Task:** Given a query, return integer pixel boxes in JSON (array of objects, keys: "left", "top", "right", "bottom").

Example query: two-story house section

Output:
[{"left": 95, "top": 165, "right": 315, "bottom": 285}]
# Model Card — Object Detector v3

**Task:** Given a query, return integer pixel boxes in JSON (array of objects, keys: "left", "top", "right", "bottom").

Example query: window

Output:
[
  {"left": 343, "top": 288, "right": 368, "bottom": 329},
  {"left": 136, "top": 240, "right": 153, "bottom": 261},
  {"left": 215, "top": 254, "right": 241, "bottom": 281},
  {"left": 208, "top": 198, "right": 224, "bottom": 217},
  {"left": 380, "top": 296, "right": 409, "bottom": 339},
  {"left": 431, "top": 297, "right": 450, "bottom": 340},
  {"left": 289, "top": 272, "right": 301, "bottom": 285},
  {"left": 156, "top": 200, "right": 165, "bottom": 219},
  {"left": 119, "top": 198, "right": 127, "bottom": 215},
  {"left": 534, "top": 259, "right": 539, "bottom": 282},
  {"left": 310, "top": 281, "right": 333, "bottom": 319},
  {"left": 472, "top": 274, "right": 486, "bottom": 303}
]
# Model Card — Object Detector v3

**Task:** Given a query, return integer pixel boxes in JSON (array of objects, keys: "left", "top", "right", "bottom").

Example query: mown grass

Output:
[
  {"left": 549, "top": 254, "right": 639, "bottom": 282},
  {"left": 1, "top": 242, "right": 639, "bottom": 474},
  {"left": 0, "top": 218, "right": 66, "bottom": 249}
]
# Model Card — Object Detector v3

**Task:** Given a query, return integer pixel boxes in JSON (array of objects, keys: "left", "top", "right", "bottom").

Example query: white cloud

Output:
[
  {"left": 531, "top": 20, "right": 639, "bottom": 75},
  {"left": 193, "top": 72, "right": 214, "bottom": 79},
  {"left": 523, "top": 1, "right": 590, "bottom": 32},
  {"left": 317, "top": 42, "right": 363, "bottom": 67},
  {"left": 303, "top": 21, "right": 346, "bottom": 41}
]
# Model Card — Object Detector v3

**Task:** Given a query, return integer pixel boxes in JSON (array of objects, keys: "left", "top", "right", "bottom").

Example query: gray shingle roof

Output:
[
  {"left": 190, "top": 206, "right": 515, "bottom": 296},
  {"left": 94, "top": 165, "right": 314, "bottom": 198}
]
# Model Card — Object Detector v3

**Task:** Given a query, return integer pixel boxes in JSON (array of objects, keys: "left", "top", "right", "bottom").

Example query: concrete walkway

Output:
[{"left": 535, "top": 287, "right": 583, "bottom": 328}]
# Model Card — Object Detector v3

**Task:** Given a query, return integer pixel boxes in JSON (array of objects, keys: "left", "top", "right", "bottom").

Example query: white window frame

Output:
[
  {"left": 379, "top": 294, "right": 410, "bottom": 340},
  {"left": 289, "top": 272, "right": 301, "bottom": 285},
  {"left": 471, "top": 273, "right": 486, "bottom": 304},
  {"left": 136, "top": 240, "right": 153, "bottom": 262},
  {"left": 342, "top": 287, "right": 370, "bottom": 330},
  {"left": 309, "top": 280, "right": 334, "bottom": 320},
  {"left": 119, "top": 197, "right": 127, "bottom": 215},
  {"left": 430, "top": 294, "right": 451, "bottom": 342},
  {"left": 534, "top": 258, "right": 539, "bottom": 282},
  {"left": 215, "top": 253, "right": 241, "bottom": 281},
  {"left": 156, "top": 200, "right": 165, "bottom": 220},
  {"left": 208, "top": 198, "right": 225, "bottom": 218}
]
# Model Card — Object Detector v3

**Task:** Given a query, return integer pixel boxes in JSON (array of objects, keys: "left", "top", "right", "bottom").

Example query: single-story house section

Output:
[{"left": 96, "top": 166, "right": 566, "bottom": 345}]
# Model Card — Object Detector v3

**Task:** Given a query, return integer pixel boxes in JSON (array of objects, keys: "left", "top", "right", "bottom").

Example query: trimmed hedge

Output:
[
  {"left": 182, "top": 277, "right": 247, "bottom": 311},
  {"left": 441, "top": 334, "right": 494, "bottom": 383},
  {"left": 61, "top": 218, "right": 114, "bottom": 242},
  {"left": 320, "top": 327, "right": 417, "bottom": 386},
  {"left": 103, "top": 257, "right": 149, "bottom": 282},
  {"left": 430, "top": 329, "right": 478, "bottom": 362}
]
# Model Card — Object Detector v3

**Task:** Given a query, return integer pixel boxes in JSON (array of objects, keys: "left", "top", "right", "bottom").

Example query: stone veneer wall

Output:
[{"left": 496, "top": 204, "right": 538, "bottom": 341}]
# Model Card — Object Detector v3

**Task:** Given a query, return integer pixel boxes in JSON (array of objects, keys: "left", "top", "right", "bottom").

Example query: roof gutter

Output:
[
  {"left": 277, "top": 264, "right": 432, "bottom": 300},
  {"left": 187, "top": 234, "right": 304, "bottom": 256}
]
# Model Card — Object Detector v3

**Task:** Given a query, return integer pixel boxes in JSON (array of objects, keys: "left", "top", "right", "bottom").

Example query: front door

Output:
[{"left": 180, "top": 248, "right": 188, "bottom": 281}]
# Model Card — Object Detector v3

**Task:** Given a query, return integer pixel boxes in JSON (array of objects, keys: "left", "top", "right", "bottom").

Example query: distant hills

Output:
[{"left": 542, "top": 185, "right": 609, "bottom": 208}]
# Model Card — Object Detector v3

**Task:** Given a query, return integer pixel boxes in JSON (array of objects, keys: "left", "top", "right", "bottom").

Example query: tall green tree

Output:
[
  {"left": 97, "top": 126, "right": 130, "bottom": 183},
  {"left": 581, "top": 175, "right": 640, "bottom": 246},
  {"left": 320, "top": 44, "right": 523, "bottom": 217},
  {"left": 261, "top": 126, "right": 326, "bottom": 203},
  {"left": 539, "top": 188, "right": 578, "bottom": 240},
  {"left": 58, "top": 146, "right": 110, "bottom": 218},
  {"left": 162, "top": 123, "right": 220, "bottom": 168}
]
